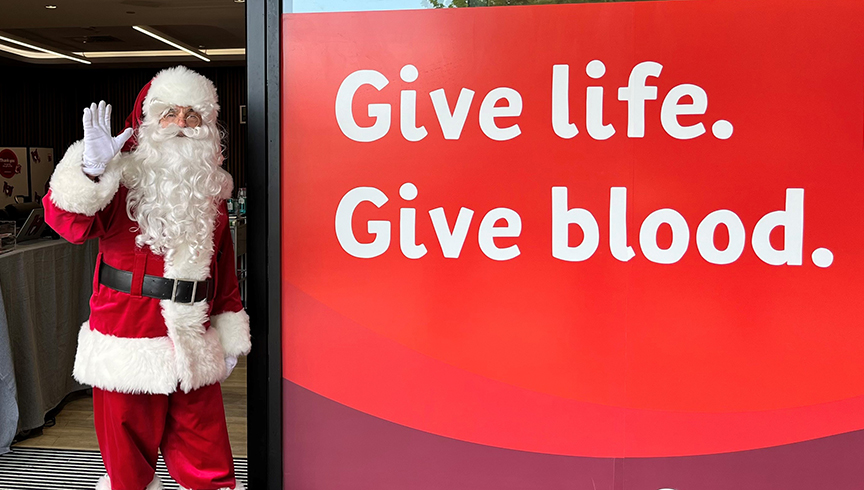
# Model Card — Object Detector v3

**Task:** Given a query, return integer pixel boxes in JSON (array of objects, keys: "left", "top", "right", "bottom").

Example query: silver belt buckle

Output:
[{"left": 170, "top": 279, "right": 198, "bottom": 304}]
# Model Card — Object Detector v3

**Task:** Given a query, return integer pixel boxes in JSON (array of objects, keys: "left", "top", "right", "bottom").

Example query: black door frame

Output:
[{"left": 246, "top": 0, "right": 283, "bottom": 488}]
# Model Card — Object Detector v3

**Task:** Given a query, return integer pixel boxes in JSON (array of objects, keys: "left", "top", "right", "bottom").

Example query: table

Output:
[{"left": 0, "top": 238, "right": 97, "bottom": 454}]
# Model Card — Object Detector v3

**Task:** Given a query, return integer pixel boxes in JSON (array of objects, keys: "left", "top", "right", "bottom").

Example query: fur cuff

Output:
[
  {"left": 49, "top": 140, "right": 123, "bottom": 216},
  {"left": 161, "top": 300, "right": 227, "bottom": 393},
  {"left": 96, "top": 474, "right": 163, "bottom": 490},
  {"left": 211, "top": 310, "right": 251, "bottom": 357},
  {"left": 73, "top": 322, "right": 178, "bottom": 395}
]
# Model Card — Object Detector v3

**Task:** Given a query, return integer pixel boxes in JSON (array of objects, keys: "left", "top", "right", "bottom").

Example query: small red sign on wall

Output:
[{"left": 0, "top": 149, "right": 20, "bottom": 179}]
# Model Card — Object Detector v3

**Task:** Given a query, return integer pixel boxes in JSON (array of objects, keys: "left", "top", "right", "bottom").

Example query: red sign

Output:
[
  {"left": 0, "top": 149, "right": 20, "bottom": 179},
  {"left": 282, "top": 0, "right": 864, "bottom": 487}
]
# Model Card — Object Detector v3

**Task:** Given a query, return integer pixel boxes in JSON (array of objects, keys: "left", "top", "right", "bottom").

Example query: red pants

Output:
[{"left": 93, "top": 383, "right": 237, "bottom": 490}]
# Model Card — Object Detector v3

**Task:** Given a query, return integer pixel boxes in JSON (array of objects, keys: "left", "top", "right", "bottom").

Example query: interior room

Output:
[{"left": 0, "top": 1, "right": 249, "bottom": 487}]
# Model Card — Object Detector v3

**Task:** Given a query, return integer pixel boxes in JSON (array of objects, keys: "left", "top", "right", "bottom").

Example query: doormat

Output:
[{"left": 0, "top": 447, "right": 248, "bottom": 489}]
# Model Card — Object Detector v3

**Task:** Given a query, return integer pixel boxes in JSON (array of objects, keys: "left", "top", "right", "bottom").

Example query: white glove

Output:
[
  {"left": 223, "top": 355, "right": 238, "bottom": 381},
  {"left": 82, "top": 101, "right": 133, "bottom": 177}
]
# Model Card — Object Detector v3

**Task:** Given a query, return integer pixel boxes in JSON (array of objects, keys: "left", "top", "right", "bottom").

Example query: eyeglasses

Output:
[{"left": 161, "top": 107, "right": 202, "bottom": 128}]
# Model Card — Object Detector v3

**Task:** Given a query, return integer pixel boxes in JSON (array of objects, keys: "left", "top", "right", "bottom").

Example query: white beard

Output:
[{"left": 122, "top": 121, "right": 229, "bottom": 270}]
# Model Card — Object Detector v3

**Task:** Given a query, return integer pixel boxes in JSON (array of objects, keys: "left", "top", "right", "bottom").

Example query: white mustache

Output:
[{"left": 150, "top": 124, "right": 208, "bottom": 141}]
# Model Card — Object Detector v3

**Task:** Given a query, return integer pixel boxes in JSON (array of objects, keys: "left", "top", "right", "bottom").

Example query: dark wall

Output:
[{"left": 0, "top": 64, "right": 247, "bottom": 191}]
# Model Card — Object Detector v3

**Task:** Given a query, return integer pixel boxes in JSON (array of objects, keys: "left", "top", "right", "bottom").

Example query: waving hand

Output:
[{"left": 82, "top": 100, "right": 134, "bottom": 177}]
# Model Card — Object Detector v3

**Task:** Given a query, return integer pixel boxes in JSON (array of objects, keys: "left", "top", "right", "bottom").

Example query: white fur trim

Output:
[
  {"left": 211, "top": 310, "right": 251, "bottom": 357},
  {"left": 180, "top": 481, "right": 244, "bottom": 490},
  {"left": 73, "top": 322, "right": 177, "bottom": 395},
  {"left": 49, "top": 140, "right": 123, "bottom": 216},
  {"left": 148, "top": 476, "right": 164, "bottom": 490},
  {"left": 161, "top": 300, "right": 226, "bottom": 393},
  {"left": 95, "top": 475, "right": 110, "bottom": 490},
  {"left": 144, "top": 66, "right": 219, "bottom": 124},
  {"left": 73, "top": 319, "right": 226, "bottom": 395},
  {"left": 96, "top": 474, "right": 163, "bottom": 490}
]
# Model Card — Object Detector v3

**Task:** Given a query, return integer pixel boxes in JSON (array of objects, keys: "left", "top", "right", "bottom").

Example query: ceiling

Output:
[{"left": 0, "top": 0, "right": 246, "bottom": 66}]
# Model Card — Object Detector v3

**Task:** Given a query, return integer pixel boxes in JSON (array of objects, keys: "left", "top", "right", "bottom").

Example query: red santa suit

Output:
[{"left": 43, "top": 66, "right": 249, "bottom": 490}]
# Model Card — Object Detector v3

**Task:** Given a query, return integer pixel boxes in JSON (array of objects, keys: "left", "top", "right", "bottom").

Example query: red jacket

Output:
[{"left": 44, "top": 140, "right": 250, "bottom": 394}]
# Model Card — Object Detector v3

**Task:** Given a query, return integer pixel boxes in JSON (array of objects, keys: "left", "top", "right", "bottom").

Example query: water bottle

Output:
[{"left": 238, "top": 188, "right": 247, "bottom": 215}]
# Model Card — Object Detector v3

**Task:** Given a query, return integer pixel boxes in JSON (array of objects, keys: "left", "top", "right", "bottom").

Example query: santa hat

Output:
[{"left": 121, "top": 66, "right": 219, "bottom": 152}]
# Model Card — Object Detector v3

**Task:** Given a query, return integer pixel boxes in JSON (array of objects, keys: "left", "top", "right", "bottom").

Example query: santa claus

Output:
[{"left": 43, "top": 66, "right": 249, "bottom": 490}]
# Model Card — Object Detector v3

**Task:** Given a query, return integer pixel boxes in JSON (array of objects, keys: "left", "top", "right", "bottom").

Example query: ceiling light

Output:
[
  {"left": 132, "top": 25, "right": 209, "bottom": 62},
  {"left": 72, "top": 48, "right": 245, "bottom": 58},
  {"left": 0, "top": 31, "right": 90, "bottom": 64},
  {"left": 234, "top": 0, "right": 245, "bottom": 3},
  {"left": 204, "top": 48, "right": 245, "bottom": 56},
  {"left": 0, "top": 43, "right": 59, "bottom": 59},
  {"left": 45, "top": 5, "right": 57, "bottom": 9},
  {"left": 0, "top": 45, "right": 245, "bottom": 61}
]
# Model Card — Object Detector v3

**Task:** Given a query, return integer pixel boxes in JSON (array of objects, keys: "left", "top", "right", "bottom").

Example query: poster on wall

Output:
[
  {"left": 281, "top": 0, "right": 864, "bottom": 488},
  {"left": 0, "top": 147, "right": 28, "bottom": 208},
  {"left": 28, "top": 147, "right": 54, "bottom": 204}
]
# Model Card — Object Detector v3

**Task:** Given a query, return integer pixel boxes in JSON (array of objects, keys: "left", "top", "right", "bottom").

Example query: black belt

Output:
[{"left": 98, "top": 260, "right": 211, "bottom": 304}]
